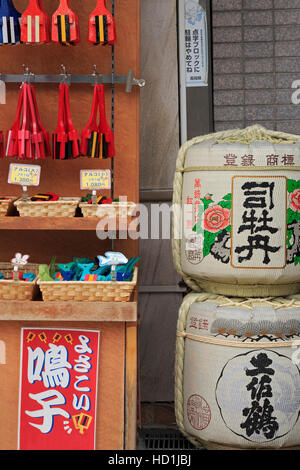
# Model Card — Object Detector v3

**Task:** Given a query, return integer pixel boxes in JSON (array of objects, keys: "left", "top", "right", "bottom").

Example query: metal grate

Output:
[{"left": 138, "top": 427, "right": 203, "bottom": 451}]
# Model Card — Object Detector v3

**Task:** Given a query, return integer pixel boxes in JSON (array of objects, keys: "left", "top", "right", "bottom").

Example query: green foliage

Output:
[
  {"left": 192, "top": 192, "right": 232, "bottom": 258},
  {"left": 218, "top": 200, "right": 232, "bottom": 210},
  {"left": 201, "top": 195, "right": 214, "bottom": 211},
  {"left": 203, "top": 230, "right": 220, "bottom": 257},
  {"left": 287, "top": 179, "right": 300, "bottom": 193},
  {"left": 287, "top": 208, "right": 300, "bottom": 225},
  {"left": 287, "top": 229, "right": 293, "bottom": 248}
]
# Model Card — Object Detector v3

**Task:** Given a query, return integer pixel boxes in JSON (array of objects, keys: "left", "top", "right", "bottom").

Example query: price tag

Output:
[
  {"left": 8, "top": 164, "right": 41, "bottom": 187},
  {"left": 80, "top": 169, "right": 111, "bottom": 190}
]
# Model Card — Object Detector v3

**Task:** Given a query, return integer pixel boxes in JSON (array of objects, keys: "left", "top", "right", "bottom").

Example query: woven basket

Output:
[
  {"left": 0, "top": 197, "right": 16, "bottom": 217},
  {"left": 79, "top": 201, "right": 137, "bottom": 218},
  {"left": 14, "top": 197, "right": 81, "bottom": 217},
  {"left": 38, "top": 267, "right": 138, "bottom": 302},
  {"left": 0, "top": 262, "right": 39, "bottom": 300}
]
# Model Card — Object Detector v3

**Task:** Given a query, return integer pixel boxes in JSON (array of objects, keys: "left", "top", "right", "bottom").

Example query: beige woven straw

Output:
[
  {"left": 0, "top": 197, "right": 16, "bottom": 217},
  {"left": 38, "top": 267, "right": 138, "bottom": 302},
  {"left": 79, "top": 201, "right": 136, "bottom": 218},
  {"left": 0, "top": 262, "right": 39, "bottom": 300},
  {"left": 15, "top": 197, "right": 81, "bottom": 217}
]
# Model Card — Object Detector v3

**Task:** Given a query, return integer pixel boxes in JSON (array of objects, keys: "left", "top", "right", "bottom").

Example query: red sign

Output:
[{"left": 18, "top": 328, "right": 100, "bottom": 450}]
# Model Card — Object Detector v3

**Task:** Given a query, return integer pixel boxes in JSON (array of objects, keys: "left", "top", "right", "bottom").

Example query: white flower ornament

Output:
[{"left": 11, "top": 253, "right": 29, "bottom": 266}]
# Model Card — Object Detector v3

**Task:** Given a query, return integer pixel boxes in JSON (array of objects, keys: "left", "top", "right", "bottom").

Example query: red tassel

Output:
[
  {"left": 98, "top": 84, "right": 115, "bottom": 158},
  {"left": 52, "top": 83, "right": 80, "bottom": 160},
  {"left": 7, "top": 83, "right": 50, "bottom": 160},
  {"left": 80, "top": 84, "right": 99, "bottom": 156}
]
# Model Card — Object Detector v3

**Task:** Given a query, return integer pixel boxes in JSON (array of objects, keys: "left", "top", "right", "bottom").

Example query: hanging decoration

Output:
[
  {"left": 52, "top": 0, "right": 80, "bottom": 45},
  {"left": 81, "top": 84, "right": 114, "bottom": 159},
  {"left": 21, "top": 0, "right": 51, "bottom": 44},
  {"left": 88, "top": 0, "right": 116, "bottom": 46},
  {"left": 6, "top": 83, "right": 50, "bottom": 160},
  {"left": 0, "top": 0, "right": 22, "bottom": 45},
  {"left": 52, "top": 83, "right": 80, "bottom": 160}
]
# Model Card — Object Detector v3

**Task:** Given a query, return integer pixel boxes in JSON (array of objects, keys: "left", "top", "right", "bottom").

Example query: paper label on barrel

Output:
[
  {"left": 18, "top": 328, "right": 100, "bottom": 450},
  {"left": 8, "top": 163, "right": 41, "bottom": 186},
  {"left": 231, "top": 176, "right": 287, "bottom": 269},
  {"left": 215, "top": 350, "right": 300, "bottom": 443},
  {"left": 181, "top": 171, "right": 300, "bottom": 282}
]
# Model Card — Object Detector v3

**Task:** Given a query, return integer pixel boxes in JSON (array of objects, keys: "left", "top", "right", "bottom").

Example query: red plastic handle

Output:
[
  {"left": 23, "top": 0, "right": 43, "bottom": 15},
  {"left": 88, "top": 85, "right": 100, "bottom": 130},
  {"left": 94, "top": 0, "right": 108, "bottom": 12},
  {"left": 97, "top": 84, "right": 109, "bottom": 132},
  {"left": 11, "top": 85, "right": 24, "bottom": 132},
  {"left": 55, "top": 83, "right": 67, "bottom": 134}
]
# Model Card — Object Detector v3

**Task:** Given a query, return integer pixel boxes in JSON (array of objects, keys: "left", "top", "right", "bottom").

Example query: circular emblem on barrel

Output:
[
  {"left": 187, "top": 394, "right": 211, "bottom": 431},
  {"left": 216, "top": 350, "right": 300, "bottom": 443}
]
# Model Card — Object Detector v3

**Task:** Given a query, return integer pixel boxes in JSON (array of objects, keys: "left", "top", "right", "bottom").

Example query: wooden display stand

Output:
[{"left": 0, "top": 0, "right": 140, "bottom": 450}]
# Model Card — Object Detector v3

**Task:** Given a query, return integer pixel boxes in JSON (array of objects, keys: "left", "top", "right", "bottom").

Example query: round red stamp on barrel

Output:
[{"left": 187, "top": 394, "right": 211, "bottom": 431}]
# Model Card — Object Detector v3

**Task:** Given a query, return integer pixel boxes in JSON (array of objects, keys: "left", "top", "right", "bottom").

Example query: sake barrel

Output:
[
  {"left": 172, "top": 125, "right": 300, "bottom": 297},
  {"left": 175, "top": 293, "right": 300, "bottom": 450}
]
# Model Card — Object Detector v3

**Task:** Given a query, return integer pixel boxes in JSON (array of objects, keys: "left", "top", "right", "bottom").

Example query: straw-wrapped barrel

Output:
[
  {"left": 172, "top": 125, "right": 300, "bottom": 297},
  {"left": 175, "top": 293, "right": 300, "bottom": 450}
]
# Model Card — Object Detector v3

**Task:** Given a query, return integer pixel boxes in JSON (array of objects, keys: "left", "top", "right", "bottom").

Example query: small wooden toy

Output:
[
  {"left": 31, "top": 193, "right": 59, "bottom": 202},
  {"left": 78, "top": 263, "right": 95, "bottom": 281},
  {"left": 0, "top": 0, "right": 22, "bottom": 45},
  {"left": 88, "top": 0, "right": 116, "bottom": 46},
  {"left": 98, "top": 252, "right": 128, "bottom": 281},
  {"left": 52, "top": 0, "right": 80, "bottom": 45},
  {"left": 21, "top": 0, "right": 51, "bottom": 44}
]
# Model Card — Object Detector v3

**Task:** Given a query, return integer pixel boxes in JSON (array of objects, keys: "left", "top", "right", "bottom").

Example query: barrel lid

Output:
[
  {"left": 184, "top": 140, "right": 300, "bottom": 169},
  {"left": 185, "top": 295, "right": 300, "bottom": 341},
  {"left": 176, "top": 124, "right": 300, "bottom": 171}
]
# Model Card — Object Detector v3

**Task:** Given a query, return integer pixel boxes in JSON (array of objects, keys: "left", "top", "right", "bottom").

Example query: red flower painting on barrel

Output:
[
  {"left": 202, "top": 204, "right": 231, "bottom": 233},
  {"left": 290, "top": 188, "right": 300, "bottom": 212}
]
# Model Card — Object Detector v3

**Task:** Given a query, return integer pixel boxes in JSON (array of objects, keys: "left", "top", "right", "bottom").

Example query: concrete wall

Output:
[{"left": 212, "top": 0, "right": 300, "bottom": 134}]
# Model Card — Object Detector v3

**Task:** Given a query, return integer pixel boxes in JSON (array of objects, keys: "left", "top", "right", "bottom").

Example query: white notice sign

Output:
[{"left": 184, "top": 1, "right": 208, "bottom": 87}]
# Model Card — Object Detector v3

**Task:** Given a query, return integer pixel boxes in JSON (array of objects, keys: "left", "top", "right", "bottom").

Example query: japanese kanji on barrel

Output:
[
  {"left": 175, "top": 293, "right": 300, "bottom": 450},
  {"left": 172, "top": 125, "right": 300, "bottom": 297}
]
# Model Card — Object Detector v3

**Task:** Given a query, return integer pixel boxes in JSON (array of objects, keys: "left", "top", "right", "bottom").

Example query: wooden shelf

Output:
[
  {"left": 0, "top": 300, "right": 137, "bottom": 322},
  {"left": 0, "top": 216, "right": 137, "bottom": 231}
]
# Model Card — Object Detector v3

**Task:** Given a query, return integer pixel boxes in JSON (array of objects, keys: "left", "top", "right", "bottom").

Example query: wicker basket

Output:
[
  {"left": 79, "top": 201, "right": 137, "bottom": 218},
  {"left": 14, "top": 197, "right": 81, "bottom": 217},
  {"left": 0, "top": 262, "right": 39, "bottom": 300},
  {"left": 0, "top": 197, "right": 16, "bottom": 217},
  {"left": 38, "top": 267, "right": 138, "bottom": 302}
]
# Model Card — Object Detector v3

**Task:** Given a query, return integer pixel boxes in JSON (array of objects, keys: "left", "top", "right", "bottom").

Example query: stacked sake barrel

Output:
[{"left": 172, "top": 125, "right": 300, "bottom": 450}]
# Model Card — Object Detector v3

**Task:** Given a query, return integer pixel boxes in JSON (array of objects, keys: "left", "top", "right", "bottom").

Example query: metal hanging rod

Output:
[{"left": 0, "top": 65, "right": 146, "bottom": 93}]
